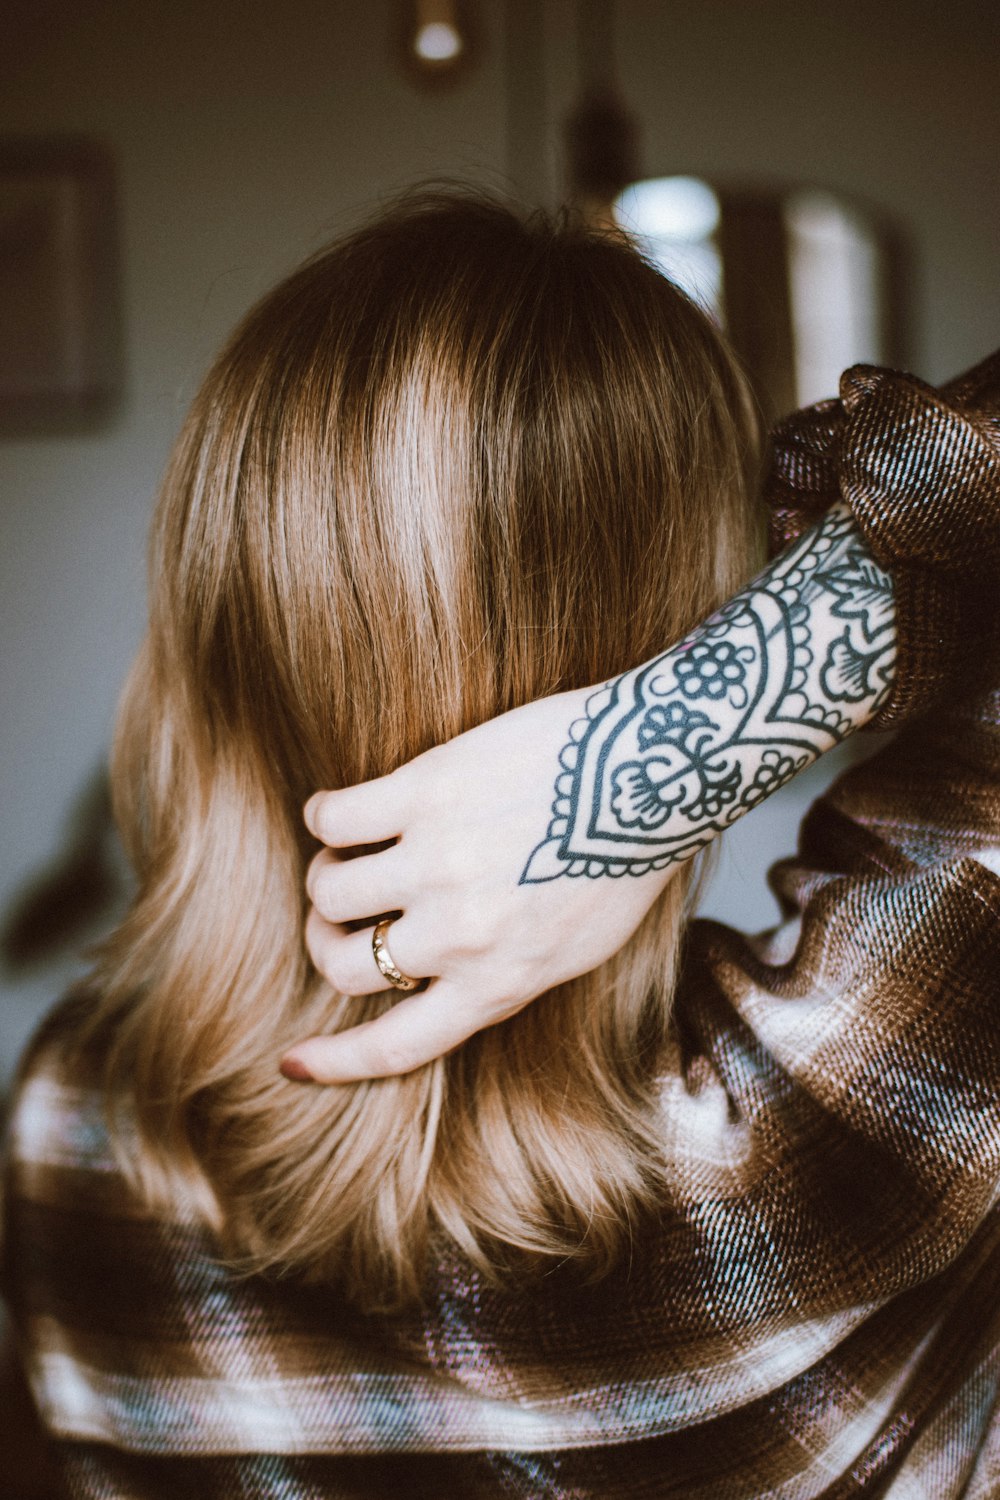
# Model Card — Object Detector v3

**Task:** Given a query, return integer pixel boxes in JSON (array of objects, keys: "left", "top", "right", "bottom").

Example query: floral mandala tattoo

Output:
[{"left": 521, "top": 503, "right": 897, "bottom": 882}]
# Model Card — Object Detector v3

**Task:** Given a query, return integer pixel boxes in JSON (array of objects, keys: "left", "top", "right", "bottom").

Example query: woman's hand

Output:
[
  {"left": 281, "top": 502, "right": 896, "bottom": 1085},
  {"left": 281, "top": 683, "right": 678, "bottom": 1083}
]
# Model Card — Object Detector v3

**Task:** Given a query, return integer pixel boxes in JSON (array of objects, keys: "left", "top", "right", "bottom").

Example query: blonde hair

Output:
[{"left": 89, "top": 195, "right": 763, "bottom": 1310}]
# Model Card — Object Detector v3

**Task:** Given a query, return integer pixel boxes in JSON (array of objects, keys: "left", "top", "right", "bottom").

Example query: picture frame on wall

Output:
[{"left": 0, "top": 137, "right": 121, "bottom": 435}]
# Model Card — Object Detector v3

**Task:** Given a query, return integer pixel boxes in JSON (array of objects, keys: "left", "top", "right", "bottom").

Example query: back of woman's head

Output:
[{"left": 95, "top": 194, "right": 763, "bottom": 1309}]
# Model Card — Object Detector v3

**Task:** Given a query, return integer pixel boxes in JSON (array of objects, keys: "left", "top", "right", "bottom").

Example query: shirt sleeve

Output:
[
  {"left": 661, "top": 352, "right": 1000, "bottom": 1469},
  {"left": 764, "top": 348, "right": 1000, "bottom": 728}
]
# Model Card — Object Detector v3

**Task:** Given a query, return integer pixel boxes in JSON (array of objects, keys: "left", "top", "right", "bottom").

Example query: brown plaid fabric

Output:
[{"left": 3, "top": 355, "right": 1000, "bottom": 1498}]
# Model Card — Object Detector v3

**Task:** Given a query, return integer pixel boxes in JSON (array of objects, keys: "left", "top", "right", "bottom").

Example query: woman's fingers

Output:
[
  {"left": 281, "top": 980, "right": 503, "bottom": 1082},
  {"left": 306, "top": 846, "right": 408, "bottom": 925},
  {"left": 287, "top": 682, "right": 679, "bottom": 1083},
  {"left": 304, "top": 767, "right": 412, "bottom": 849},
  {"left": 304, "top": 908, "right": 429, "bottom": 997}
]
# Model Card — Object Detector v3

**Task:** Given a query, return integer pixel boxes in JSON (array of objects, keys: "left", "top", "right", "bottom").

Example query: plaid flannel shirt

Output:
[{"left": 3, "top": 353, "right": 1000, "bottom": 1499}]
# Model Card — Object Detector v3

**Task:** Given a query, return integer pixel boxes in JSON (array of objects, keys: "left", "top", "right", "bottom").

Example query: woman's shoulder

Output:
[
  {"left": 3, "top": 987, "right": 218, "bottom": 1241},
  {"left": 0, "top": 1000, "right": 450, "bottom": 1471},
  {"left": 4, "top": 986, "right": 224, "bottom": 1281},
  {"left": 4, "top": 989, "right": 117, "bottom": 1186},
  {"left": 2, "top": 991, "right": 246, "bottom": 1461}
]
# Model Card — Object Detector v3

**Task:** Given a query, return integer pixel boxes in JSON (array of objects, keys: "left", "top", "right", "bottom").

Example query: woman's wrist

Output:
[{"left": 522, "top": 501, "right": 897, "bottom": 884}]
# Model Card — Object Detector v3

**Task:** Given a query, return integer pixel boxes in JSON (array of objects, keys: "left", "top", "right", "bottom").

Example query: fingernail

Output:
[{"left": 280, "top": 1055, "right": 315, "bottom": 1082}]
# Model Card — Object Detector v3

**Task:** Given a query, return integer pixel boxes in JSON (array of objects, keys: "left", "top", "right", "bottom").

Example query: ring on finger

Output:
[{"left": 371, "top": 919, "right": 423, "bottom": 993}]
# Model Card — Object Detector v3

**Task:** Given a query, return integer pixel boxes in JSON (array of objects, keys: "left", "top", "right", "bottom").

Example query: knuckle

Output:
[
  {"left": 324, "top": 953, "right": 362, "bottom": 995},
  {"left": 305, "top": 849, "right": 328, "bottom": 905},
  {"left": 389, "top": 923, "right": 434, "bottom": 984},
  {"left": 313, "top": 800, "right": 340, "bottom": 847},
  {"left": 472, "top": 960, "right": 531, "bottom": 1015},
  {"left": 305, "top": 791, "right": 330, "bottom": 838},
  {"left": 404, "top": 747, "right": 449, "bottom": 819},
  {"left": 451, "top": 893, "right": 494, "bottom": 957},
  {"left": 387, "top": 758, "right": 416, "bottom": 804},
  {"left": 306, "top": 843, "right": 324, "bottom": 872},
  {"left": 304, "top": 904, "right": 327, "bottom": 950},
  {"left": 304, "top": 910, "right": 358, "bottom": 993},
  {"left": 304, "top": 924, "right": 335, "bottom": 983},
  {"left": 310, "top": 862, "right": 342, "bottom": 921},
  {"left": 375, "top": 1037, "right": 421, "bottom": 1077},
  {"left": 433, "top": 836, "right": 473, "bottom": 888}
]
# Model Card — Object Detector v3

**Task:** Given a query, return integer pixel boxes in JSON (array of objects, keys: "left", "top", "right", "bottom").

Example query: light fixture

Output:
[
  {"left": 613, "top": 177, "right": 722, "bottom": 316},
  {"left": 414, "top": 15, "right": 462, "bottom": 63},
  {"left": 616, "top": 177, "right": 720, "bottom": 243},
  {"left": 401, "top": 0, "right": 472, "bottom": 85}
]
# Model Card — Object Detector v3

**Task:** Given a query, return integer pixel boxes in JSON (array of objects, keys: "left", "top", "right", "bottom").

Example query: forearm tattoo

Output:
[{"left": 521, "top": 503, "right": 897, "bottom": 882}]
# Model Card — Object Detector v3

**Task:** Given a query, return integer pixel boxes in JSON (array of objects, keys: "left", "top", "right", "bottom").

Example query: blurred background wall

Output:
[{"left": 2, "top": 0, "right": 999, "bottom": 1089}]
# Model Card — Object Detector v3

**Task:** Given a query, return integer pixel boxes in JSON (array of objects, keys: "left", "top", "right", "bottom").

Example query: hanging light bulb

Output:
[
  {"left": 614, "top": 177, "right": 723, "bottom": 317},
  {"left": 401, "top": 0, "right": 473, "bottom": 84},
  {"left": 414, "top": 2, "right": 463, "bottom": 62}
]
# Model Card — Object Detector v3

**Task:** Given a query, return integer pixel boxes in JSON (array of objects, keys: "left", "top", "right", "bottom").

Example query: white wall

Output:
[{"left": 2, "top": 0, "right": 998, "bottom": 1082}]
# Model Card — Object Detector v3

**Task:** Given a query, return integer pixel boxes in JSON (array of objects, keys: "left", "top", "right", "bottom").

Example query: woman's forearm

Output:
[{"left": 522, "top": 501, "right": 897, "bottom": 883}]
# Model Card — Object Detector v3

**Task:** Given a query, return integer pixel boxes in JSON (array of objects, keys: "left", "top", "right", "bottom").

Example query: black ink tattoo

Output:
[{"left": 521, "top": 503, "right": 897, "bottom": 883}]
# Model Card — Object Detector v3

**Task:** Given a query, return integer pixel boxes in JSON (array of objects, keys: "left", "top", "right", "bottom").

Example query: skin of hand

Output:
[
  {"left": 281, "top": 503, "right": 895, "bottom": 1085},
  {"left": 283, "top": 685, "right": 678, "bottom": 1083}
]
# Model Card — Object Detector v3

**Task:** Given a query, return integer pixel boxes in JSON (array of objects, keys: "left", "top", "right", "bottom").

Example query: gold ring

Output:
[{"left": 372, "top": 919, "right": 421, "bottom": 993}]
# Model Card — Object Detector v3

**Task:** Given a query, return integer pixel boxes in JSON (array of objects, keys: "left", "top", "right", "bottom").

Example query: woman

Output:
[{"left": 3, "top": 194, "right": 999, "bottom": 1498}]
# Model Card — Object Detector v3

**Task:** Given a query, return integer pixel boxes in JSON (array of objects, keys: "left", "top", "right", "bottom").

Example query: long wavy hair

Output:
[{"left": 89, "top": 195, "right": 764, "bottom": 1311}]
